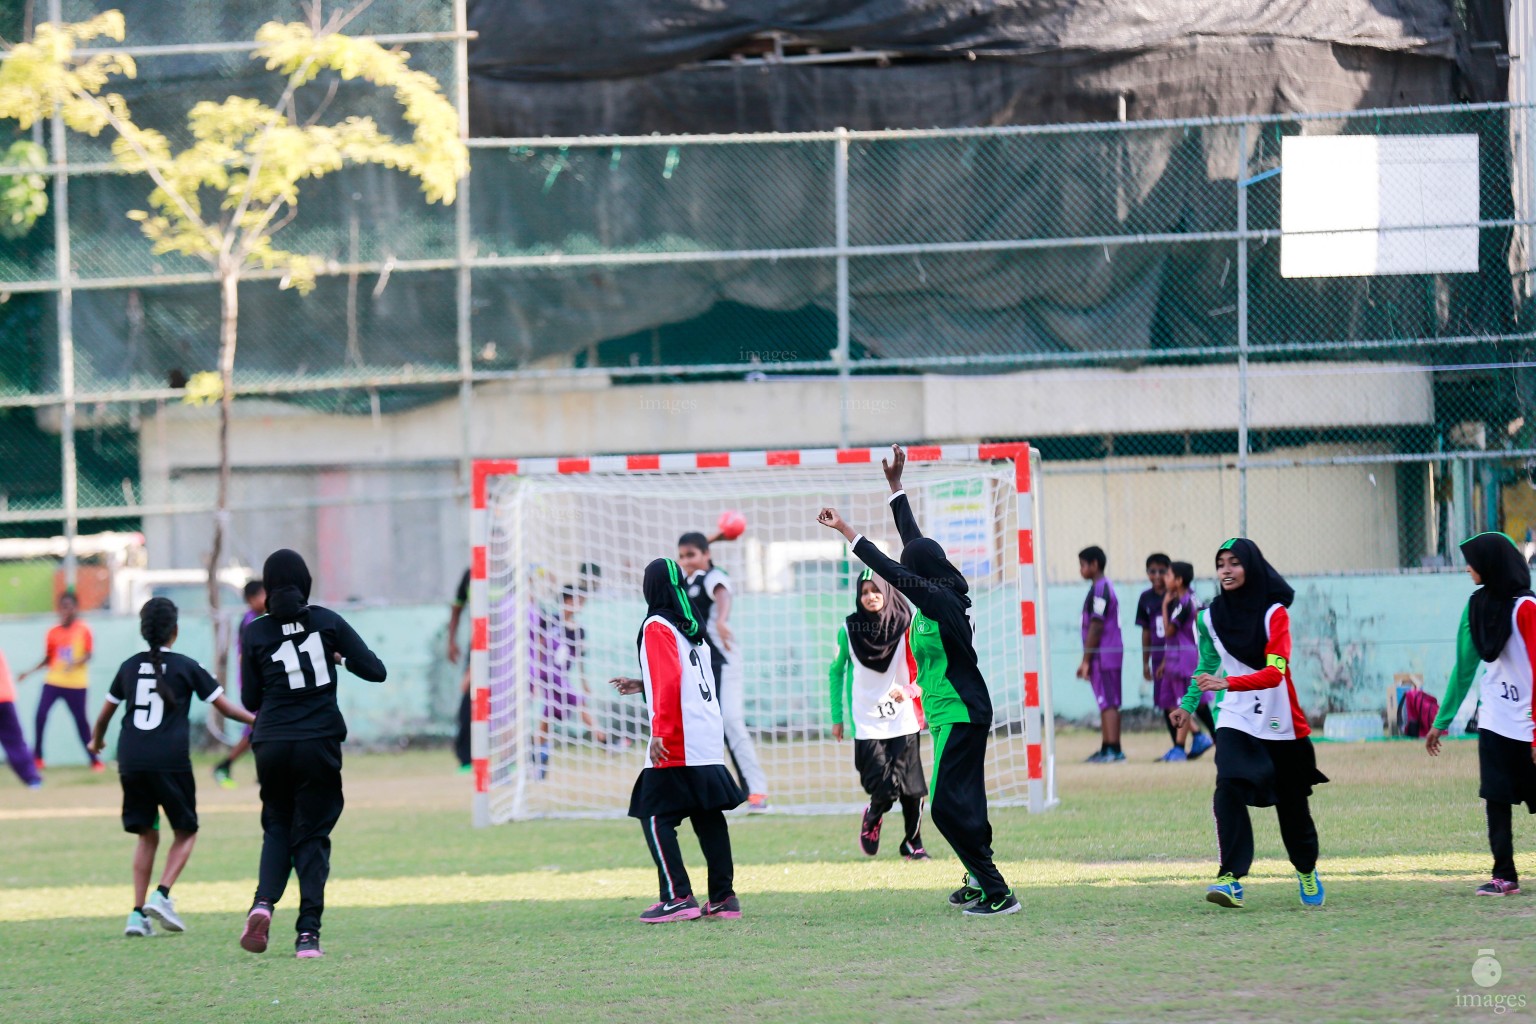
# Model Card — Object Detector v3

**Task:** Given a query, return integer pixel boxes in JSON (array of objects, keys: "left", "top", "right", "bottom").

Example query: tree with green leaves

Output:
[{"left": 0, "top": 6, "right": 468, "bottom": 685}]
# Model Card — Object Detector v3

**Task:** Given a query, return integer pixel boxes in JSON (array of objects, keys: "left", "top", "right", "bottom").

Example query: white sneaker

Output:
[
  {"left": 145, "top": 891, "right": 185, "bottom": 932},
  {"left": 124, "top": 910, "right": 154, "bottom": 937}
]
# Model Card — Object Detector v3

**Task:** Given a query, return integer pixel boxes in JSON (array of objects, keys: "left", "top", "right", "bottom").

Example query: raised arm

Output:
[
  {"left": 816, "top": 507, "right": 949, "bottom": 619},
  {"left": 881, "top": 445, "right": 924, "bottom": 546}
]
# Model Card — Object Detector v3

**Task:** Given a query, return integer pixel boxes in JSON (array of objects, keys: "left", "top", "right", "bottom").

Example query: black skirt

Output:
[
  {"left": 628, "top": 764, "right": 746, "bottom": 819},
  {"left": 1214, "top": 727, "right": 1329, "bottom": 808},
  {"left": 1478, "top": 729, "right": 1536, "bottom": 811},
  {"left": 853, "top": 734, "right": 928, "bottom": 798}
]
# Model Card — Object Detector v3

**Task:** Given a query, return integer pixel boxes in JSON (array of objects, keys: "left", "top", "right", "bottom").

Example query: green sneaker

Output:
[
  {"left": 1205, "top": 873, "right": 1244, "bottom": 908},
  {"left": 124, "top": 910, "right": 154, "bottom": 937},
  {"left": 1297, "top": 870, "right": 1325, "bottom": 907}
]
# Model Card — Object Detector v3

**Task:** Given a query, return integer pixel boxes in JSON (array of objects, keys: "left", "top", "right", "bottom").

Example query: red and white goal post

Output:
[{"left": 468, "top": 444, "right": 1057, "bottom": 826}]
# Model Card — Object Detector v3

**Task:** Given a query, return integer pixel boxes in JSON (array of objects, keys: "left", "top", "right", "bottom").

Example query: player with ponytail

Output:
[{"left": 88, "top": 597, "right": 254, "bottom": 938}]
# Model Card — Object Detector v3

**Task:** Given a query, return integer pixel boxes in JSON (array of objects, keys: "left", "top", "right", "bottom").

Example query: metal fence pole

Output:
[
  {"left": 454, "top": 0, "right": 474, "bottom": 486},
  {"left": 834, "top": 127, "right": 851, "bottom": 447},
  {"left": 1236, "top": 121, "right": 1251, "bottom": 537},
  {"left": 48, "top": 0, "right": 78, "bottom": 587}
]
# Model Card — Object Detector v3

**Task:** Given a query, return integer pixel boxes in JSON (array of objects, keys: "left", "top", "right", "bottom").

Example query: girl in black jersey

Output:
[
  {"left": 237, "top": 549, "right": 387, "bottom": 960},
  {"left": 88, "top": 598, "right": 254, "bottom": 938}
]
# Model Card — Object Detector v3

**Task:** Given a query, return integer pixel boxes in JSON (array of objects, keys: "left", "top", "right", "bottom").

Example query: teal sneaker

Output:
[
  {"left": 145, "top": 890, "right": 185, "bottom": 932},
  {"left": 1205, "top": 873, "right": 1244, "bottom": 908},
  {"left": 1297, "top": 870, "right": 1325, "bottom": 907},
  {"left": 124, "top": 910, "right": 154, "bottom": 937}
]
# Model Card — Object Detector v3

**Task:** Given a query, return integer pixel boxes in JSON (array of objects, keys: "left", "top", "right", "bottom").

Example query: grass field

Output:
[{"left": 3, "top": 730, "right": 1534, "bottom": 1024}]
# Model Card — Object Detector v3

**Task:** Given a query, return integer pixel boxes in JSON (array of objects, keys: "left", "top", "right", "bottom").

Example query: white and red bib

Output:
[
  {"left": 640, "top": 615, "right": 726, "bottom": 768},
  {"left": 1479, "top": 596, "right": 1536, "bottom": 744},
  {"left": 1203, "top": 604, "right": 1308, "bottom": 741}
]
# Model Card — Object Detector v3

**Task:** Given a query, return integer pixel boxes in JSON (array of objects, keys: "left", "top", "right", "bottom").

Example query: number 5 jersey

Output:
[{"left": 107, "top": 650, "right": 224, "bottom": 772}]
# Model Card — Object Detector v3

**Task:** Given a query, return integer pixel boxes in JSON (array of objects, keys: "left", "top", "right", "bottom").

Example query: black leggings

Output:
[
  {"left": 931, "top": 722, "right": 1008, "bottom": 899},
  {"left": 254, "top": 739, "right": 345, "bottom": 934},
  {"left": 1213, "top": 778, "right": 1318, "bottom": 879},
  {"left": 1488, "top": 800, "right": 1518, "bottom": 884},
  {"left": 455, "top": 691, "right": 471, "bottom": 767},
  {"left": 640, "top": 809, "right": 734, "bottom": 904}
]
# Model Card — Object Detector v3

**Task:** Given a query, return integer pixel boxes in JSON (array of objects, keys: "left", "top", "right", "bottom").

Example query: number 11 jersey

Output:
[{"left": 241, "top": 606, "right": 387, "bottom": 743}]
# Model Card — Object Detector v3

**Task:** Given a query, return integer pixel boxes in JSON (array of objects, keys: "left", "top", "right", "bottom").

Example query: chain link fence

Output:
[{"left": 0, "top": 1, "right": 1530, "bottom": 614}]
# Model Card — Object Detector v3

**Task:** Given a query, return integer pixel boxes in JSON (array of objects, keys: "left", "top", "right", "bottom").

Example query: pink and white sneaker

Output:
[
  {"left": 1476, "top": 878, "right": 1522, "bottom": 896},
  {"left": 239, "top": 903, "right": 272, "bottom": 954},
  {"left": 639, "top": 896, "right": 701, "bottom": 923}
]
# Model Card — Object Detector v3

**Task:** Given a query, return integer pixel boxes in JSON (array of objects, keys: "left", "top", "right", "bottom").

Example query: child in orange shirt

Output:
[{"left": 19, "top": 591, "right": 99, "bottom": 771}]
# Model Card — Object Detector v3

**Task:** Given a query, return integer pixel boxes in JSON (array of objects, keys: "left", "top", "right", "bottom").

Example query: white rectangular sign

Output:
[{"left": 1280, "top": 134, "right": 1479, "bottom": 278}]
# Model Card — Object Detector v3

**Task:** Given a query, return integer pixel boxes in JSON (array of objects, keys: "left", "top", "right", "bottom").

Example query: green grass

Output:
[{"left": 2, "top": 730, "right": 1534, "bottom": 1023}]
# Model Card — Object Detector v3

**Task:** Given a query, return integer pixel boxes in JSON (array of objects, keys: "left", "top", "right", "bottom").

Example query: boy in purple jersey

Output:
[
  {"left": 214, "top": 580, "right": 265, "bottom": 788},
  {"left": 1077, "top": 546, "right": 1124, "bottom": 763},
  {"left": 1157, "top": 561, "right": 1216, "bottom": 761},
  {"left": 1134, "top": 553, "right": 1171, "bottom": 702}
]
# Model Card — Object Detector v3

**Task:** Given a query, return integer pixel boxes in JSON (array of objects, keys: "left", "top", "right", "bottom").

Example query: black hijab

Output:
[
  {"left": 847, "top": 568, "right": 913, "bottom": 672},
  {"left": 1208, "top": 538, "right": 1294, "bottom": 669},
  {"left": 900, "top": 538, "right": 971, "bottom": 608},
  {"left": 1463, "top": 532, "right": 1534, "bottom": 662},
  {"left": 638, "top": 557, "right": 704, "bottom": 651},
  {"left": 263, "top": 548, "right": 312, "bottom": 624}
]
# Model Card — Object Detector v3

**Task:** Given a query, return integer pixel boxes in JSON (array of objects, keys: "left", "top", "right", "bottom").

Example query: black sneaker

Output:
[
  {"left": 963, "top": 889, "right": 1021, "bottom": 917},
  {"left": 900, "top": 839, "right": 931, "bottom": 861},
  {"left": 702, "top": 894, "right": 741, "bottom": 919},
  {"left": 295, "top": 932, "right": 324, "bottom": 959},
  {"left": 948, "top": 876, "right": 985, "bottom": 909},
  {"left": 639, "top": 895, "right": 701, "bottom": 923},
  {"left": 858, "top": 806, "right": 882, "bottom": 857}
]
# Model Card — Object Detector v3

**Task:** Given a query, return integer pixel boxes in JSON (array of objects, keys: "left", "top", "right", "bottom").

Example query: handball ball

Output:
[{"left": 717, "top": 510, "right": 747, "bottom": 540}]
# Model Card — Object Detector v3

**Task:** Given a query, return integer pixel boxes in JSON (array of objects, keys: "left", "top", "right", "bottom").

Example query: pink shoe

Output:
[
  {"left": 240, "top": 904, "right": 271, "bottom": 953},
  {"left": 1476, "top": 878, "right": 1521, "bottom": 896},
  {"left": 639, "top": 896, "right": 702, "bottom": 923},
  {"left": 702, "top": 894, "right": 742, "bottom": 919}
]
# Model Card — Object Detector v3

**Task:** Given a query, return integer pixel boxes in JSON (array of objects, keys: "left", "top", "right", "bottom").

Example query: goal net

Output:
[{"left": 468, "top": 445, "right": 1056, "bottom": 825}]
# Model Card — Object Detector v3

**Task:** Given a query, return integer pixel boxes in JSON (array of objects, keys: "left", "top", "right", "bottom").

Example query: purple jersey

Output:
[
  {"left": 1162, "top": 592, "right": 1199, "bottom": 678},
  {"left": 1081, "top": 577, "right": 1123, "bottom": 670},
  {"left": 1133, "top": 587, "right": 1168, "bottom": 664}
]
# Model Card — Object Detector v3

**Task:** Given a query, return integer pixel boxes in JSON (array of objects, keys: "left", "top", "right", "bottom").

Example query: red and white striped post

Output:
[
  {"left": 469, "top": 459, "right": 516, "bottom": 827},
  {"left": 1009, "top": 446, "right": 1049, "bottom": 812},
  {"left": 469, "top": 444, "right": 1054, "bottom": 824}
]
